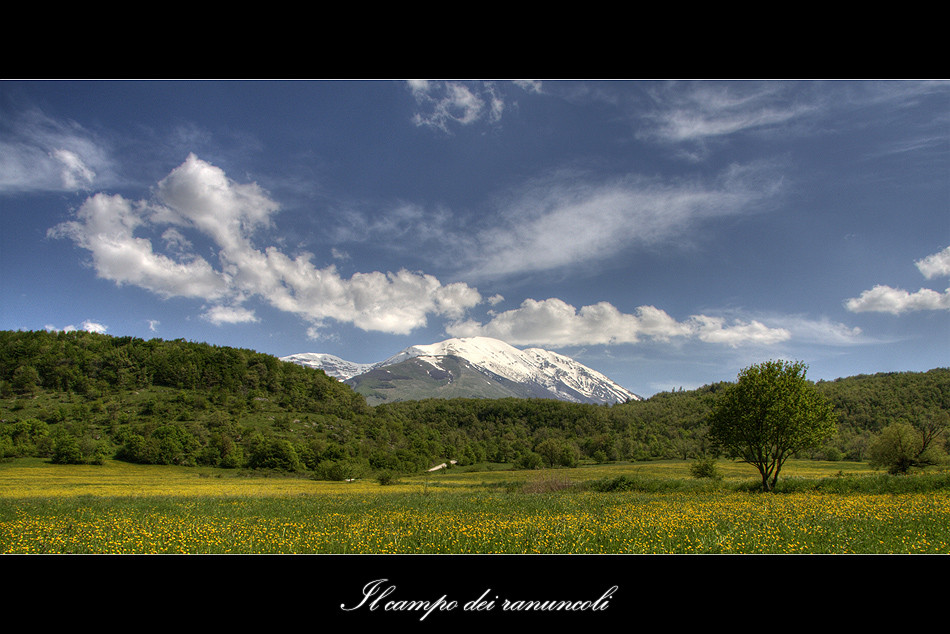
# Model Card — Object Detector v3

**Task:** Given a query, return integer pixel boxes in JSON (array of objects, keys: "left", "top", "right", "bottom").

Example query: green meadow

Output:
[{"left": 2, "top": 458, "right": 947, "bottom": 554}]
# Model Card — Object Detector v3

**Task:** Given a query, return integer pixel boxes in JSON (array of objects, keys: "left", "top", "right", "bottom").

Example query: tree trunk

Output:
[{"left": 759, "top": 470, "right": 773, "bottom": 492}]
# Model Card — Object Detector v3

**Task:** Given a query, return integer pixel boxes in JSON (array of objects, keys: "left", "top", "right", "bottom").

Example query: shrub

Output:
[
  {"left": 247, "top": 438, "right": 302, "bottom": 472},
  {"left": 51, "top": 435, "right": 84, "bottom": 465},
  {"left": 689, "top": 456, "right": 721, "bottom": 480},
  {"left": 588, "top": 475, "right": 647, "bottom": 492},
  {"left": 516, "top": 451, "right": 543, "bottom": 470},
  {"left": 318, "top": 459, "right": 365, "bottom": 481},
  {"left": 376, "top": 470, "right": 399, "bottom": 486}
]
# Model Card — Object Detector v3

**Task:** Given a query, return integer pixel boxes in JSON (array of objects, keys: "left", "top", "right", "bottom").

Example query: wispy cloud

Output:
[
  {"left": 0, "top": 108, "right": 116, "bottom": 194},
  {"left": 845, "top": 246, "right": 950, "bottom": 315},
  {"left": 50, "top": 154, "right": 482, "bottom": 336},
  {"left": 201, "top": 305, "right": 260, "bottom": 326},
  {"left": 459, "top": 160, "right": 785, "bottom": 279},
  {"left": 629, "top": 80, "right": 950, "bottom": 165},
  {"left": 407, "top": 80, "right": 539, "bottom": 133},
  {"left": 762, "top": 314, "right": 867, "bottom": 347},
  {"left": 640, "top": 82, "right": 815, "bottom": 144}
]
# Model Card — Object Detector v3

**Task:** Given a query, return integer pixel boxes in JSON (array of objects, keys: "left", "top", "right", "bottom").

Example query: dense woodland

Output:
[{"left": 1, "top": 329, "right": 947, "bottom": 478}]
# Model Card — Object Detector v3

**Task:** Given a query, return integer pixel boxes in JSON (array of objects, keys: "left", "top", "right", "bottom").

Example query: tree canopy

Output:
[{"left": 707, "top": 360, "right": 837, "bottom": 491}]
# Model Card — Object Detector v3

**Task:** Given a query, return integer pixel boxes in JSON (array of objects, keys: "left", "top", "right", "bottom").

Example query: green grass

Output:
[{"left": 1, "top": 458, "right": 948, "bottom": 554}]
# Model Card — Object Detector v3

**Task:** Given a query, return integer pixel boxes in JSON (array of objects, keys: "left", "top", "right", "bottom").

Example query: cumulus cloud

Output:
[
  {"left": 916, "top": 246, "right": 950, "bottom": 279},
  {"left": 446, "top": 297, "right": 791, "bottom": 348},
  {"left": 45, "top": 321, "right": 108, "bottom": 334},
  {"left": 48, "top": 192, "right": 232, "bottom": 301},
  {"left": 686, "top": 315, "right": 790, "bottom": 346},
  {"left": 845, "top": 285, "right": 950, "bottom": 315},
  {"left": 845, "top": 246, "right": 950, "bottom": 315},
  {"left": 50, "top": 154, "right": 482, "bottom": 336}
]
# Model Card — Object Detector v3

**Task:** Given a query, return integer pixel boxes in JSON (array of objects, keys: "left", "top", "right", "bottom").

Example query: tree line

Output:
[{"left": 1, "top": 330, "right": 946, "bottom": 479}]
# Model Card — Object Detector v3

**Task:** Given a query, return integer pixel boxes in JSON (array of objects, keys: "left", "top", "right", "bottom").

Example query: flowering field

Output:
[{"left": 1, "top": 459, "right": 948, "bottom": 554}]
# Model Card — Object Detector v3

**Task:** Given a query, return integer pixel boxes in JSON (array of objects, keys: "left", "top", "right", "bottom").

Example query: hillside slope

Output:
[{"left": 2, "top": 330, "right": 946, "bottom": 475}]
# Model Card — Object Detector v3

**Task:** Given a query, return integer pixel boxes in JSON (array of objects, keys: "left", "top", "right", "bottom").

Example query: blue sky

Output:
[{"left": 1, "top": 80, "right": 948, "bottom": 397}]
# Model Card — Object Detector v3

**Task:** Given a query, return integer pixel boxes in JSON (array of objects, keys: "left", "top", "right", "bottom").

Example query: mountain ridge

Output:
[{"left": 281, "top": 336, "right": 641, "bottom": 405}]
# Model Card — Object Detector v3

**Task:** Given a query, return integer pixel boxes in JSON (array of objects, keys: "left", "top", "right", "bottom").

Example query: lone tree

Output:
[{"left": 708, "top": 360, "right": 837, "bottom": 492}]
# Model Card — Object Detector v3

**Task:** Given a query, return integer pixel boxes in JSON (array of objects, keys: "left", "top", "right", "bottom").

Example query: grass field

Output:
[{"left": 1, "top": 458, "right": 948, "bottom": 554}]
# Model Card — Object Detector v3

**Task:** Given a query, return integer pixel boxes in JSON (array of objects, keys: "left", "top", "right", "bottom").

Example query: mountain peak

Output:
[
  {"left": 281, "top": 336, "right": 640, "bottom": 405},
  {"left": 279, "top": 352, "right": 376, "bottom": 381}
]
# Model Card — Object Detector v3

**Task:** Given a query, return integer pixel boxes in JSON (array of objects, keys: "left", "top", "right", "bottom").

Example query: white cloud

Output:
[
  {"left": 766, "top": 315, "right": 866, "bottom": 346},
  {"left": 51, "top": 149, "right": 96, "bottom": 189},
  {"left": 81, "top": 320, "right": 109, "bottom": 334},
  {"left": 325, "top": 159, "right": 784, "bottom": 283},
  {"left": 845, "top": 246, "right": 950, "bottom": 315},
  {"left": 201, "top": 305, "right": 260, "bottom": 325},
  {"left": 686, "top": 315, "right": 790, "bottom": 347},
  {"left": 407, "top": 80, "right": 538, "bottom": 133},
  {"left": 50, "top": 154, "right": 482, "bottom": 336},
  {"left": 409, "top": 81, "right": 501, "bottom": 131},
  {"left": 634, "top": 81, "right": 950, "bottom": 166},
  {"left": 0, "top": 108, "right": 114, "bottom": 193},
  {"left": 48, "top": 192, "right": 232, "bottom": 301},
  {"left": 462, "top": 163, "right": 783, "bottom": 279},
  {"left": 639, "top": 82, "right": 815, "bottom": 146},
  {"left": 447, "top": 297, "right": 791, "bottom": 348},
  {"left": 45, "top": 320, "right": 108, "bottom": 334},
  {"left": 916, "top": 246, "right": 950, "bottom": 279},
  {"left": 845, "top": 285, "right": 950, "bottom": 315}
]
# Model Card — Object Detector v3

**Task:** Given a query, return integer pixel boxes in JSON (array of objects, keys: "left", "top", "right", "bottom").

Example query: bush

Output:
[
  {"left": 689, "top": 456, "right": 721, "bottom": 480},
  {"left": 376, "top": 470, "right": 399, "bottom": 486},
  {"left": 51, "top": 435, "right": 84, "bottom": 465},
  {"left": 588, "top": 475, "right": 649, "bottom": 492},
  {"left": 516, "top": 451, "right": 544, "bottom": 470},
  {"left": 247, "top": 438, "right": 302, "bottom": 472},
  {"left": 318, "top": 459, "right": 365, "bottom": 481}
]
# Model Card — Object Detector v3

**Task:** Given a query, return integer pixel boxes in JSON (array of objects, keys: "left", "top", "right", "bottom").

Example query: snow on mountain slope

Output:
[
  {"left": 278, "top": 352, "right": 377, "bottom": 381},
  {"left": 381, "top": 337, "right": 640, "bottom": 403},
  {"left": 281, "top": 337, "right": 641, "bottom": 404}
]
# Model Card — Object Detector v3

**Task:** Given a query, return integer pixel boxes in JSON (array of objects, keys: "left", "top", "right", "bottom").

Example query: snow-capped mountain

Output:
[
  {"left": 279, "top": 352, "right": 377, "bottom": 381},
  {"left": 281, "top": 337, "right": 640, "bottom": 405}
]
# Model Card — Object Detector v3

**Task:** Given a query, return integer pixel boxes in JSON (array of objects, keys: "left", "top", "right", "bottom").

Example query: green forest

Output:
[{"left": 1, "top": 329, "right": 947, "bottom": 479}]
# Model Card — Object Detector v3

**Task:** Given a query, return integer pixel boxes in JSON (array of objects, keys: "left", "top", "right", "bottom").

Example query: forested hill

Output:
[
  {"left": 0, "top": 330, "right": 947, "bottom": 477},
  {"left": 0, "top": 329, "right": 367, "bottom": 415}
]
